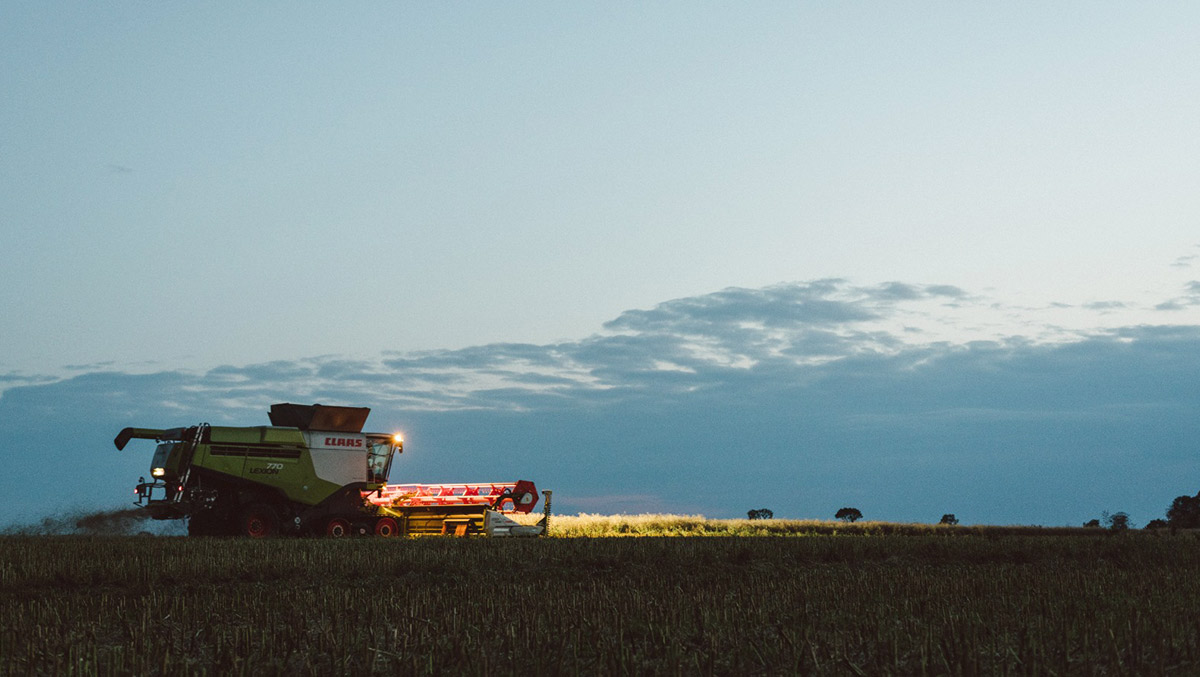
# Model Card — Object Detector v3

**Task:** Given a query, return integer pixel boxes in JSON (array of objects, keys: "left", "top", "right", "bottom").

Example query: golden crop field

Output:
[
  {"left": 3, "top": 525, "right": 1199, "bottom": 675},
  {"left": 538, "top": 513, "right": 1100, "bottom": 537}
]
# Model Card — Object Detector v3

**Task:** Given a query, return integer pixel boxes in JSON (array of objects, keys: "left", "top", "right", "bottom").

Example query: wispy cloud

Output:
[
  {"left": 1154, "top": 280, "right": 1200, "bottom": 311},
  {"left": 0, "top": 372, "right": 59, "bottom": 387}
]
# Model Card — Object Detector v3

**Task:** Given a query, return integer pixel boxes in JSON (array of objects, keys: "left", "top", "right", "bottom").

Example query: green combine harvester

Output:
[{"left": 115, "top": 403, "right": 546, "bottom": 538}]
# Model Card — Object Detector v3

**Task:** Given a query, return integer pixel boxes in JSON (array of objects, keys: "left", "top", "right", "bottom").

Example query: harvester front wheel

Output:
[
  {"left": 239, "top": 504, "right": 278, "bottom": 538},
  {"left": 374, "top": 517, "right": 399, "bottom": 538},
  {"left": 325, "top": 518, "right": 351, "bottom": 538}
]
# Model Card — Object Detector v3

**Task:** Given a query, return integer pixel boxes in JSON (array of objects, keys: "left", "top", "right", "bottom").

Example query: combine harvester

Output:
[{"left": 115, "top": 403, "right": 548, "bottom": 538}]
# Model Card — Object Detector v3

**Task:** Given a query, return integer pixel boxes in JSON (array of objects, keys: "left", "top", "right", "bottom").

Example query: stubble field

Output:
[{"left": 3, "top": 522, "right": 1199, "bottom": 675}]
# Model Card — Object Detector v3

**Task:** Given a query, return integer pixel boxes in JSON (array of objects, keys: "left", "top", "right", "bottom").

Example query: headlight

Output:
[{"left": 151, "top": 467, "right": 165, "bottom": 478}]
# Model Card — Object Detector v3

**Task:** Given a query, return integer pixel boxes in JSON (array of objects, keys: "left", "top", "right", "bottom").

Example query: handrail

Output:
[{"left": 172, "top": 423, "right": 209, "bottom": 503}]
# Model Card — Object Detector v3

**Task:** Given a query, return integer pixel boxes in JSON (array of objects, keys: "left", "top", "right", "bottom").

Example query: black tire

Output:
[
  {"left": 374, "top": 517, "right": 399, "bottom": 538},
  {"left": 238, "top": 504, "right": 279, "bottom": 538},
  {"left": 325, "top": 517, "right": 351, "bottom": 538}
]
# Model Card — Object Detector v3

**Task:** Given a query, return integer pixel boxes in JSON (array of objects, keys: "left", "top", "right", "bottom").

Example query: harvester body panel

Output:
[{"left": 303, "top": 432, "right": 370, "bottom": 488}]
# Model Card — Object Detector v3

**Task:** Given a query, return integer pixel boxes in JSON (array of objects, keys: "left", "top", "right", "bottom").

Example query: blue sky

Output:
[{"left": 2, "top": 4, "right": 1198, "bottom": 526}]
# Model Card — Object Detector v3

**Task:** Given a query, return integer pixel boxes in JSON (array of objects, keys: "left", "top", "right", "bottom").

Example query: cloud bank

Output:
[{"left": 1, "top": 278, "right": 1197, "bottom": 526}]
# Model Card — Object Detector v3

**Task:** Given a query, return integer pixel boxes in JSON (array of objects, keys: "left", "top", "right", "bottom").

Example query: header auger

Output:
[{"left": 115, "top": 403, "right": 548, "bottom": 538}]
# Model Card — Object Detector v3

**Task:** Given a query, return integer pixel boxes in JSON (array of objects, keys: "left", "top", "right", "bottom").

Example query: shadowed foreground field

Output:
[{"left": 3, "top": 533, "right": 1200, "bottom": 675}]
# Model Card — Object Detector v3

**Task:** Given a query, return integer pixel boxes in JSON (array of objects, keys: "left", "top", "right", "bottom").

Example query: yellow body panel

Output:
[{"left": 195, "top": 426, "right": 346, "bottom": 505}]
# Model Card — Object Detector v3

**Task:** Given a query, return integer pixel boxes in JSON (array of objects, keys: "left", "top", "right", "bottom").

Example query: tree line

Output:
[{"left": 745, "top": 489, "right": 1200, "bottom": 529}]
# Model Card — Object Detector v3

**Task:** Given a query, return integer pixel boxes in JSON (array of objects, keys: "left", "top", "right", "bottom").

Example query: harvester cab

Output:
[{"left": 114, "top": 403, "right": 548, "bottom": 538}]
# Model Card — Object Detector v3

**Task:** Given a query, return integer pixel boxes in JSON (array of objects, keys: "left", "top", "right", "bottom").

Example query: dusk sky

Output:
[{"left": 2, "top": 4, "right": 1198, "bottom": 527}]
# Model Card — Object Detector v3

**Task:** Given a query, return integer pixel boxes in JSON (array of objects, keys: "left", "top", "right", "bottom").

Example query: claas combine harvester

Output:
[{"left": 115, "top": 403, "right": 548, "bottom": 538}]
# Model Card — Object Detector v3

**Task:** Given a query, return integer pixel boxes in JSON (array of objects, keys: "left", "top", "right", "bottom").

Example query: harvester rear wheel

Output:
[
  {"left": 374, "top": 517, "right": 399, "bottom": 538},
  {"left": 325, "top": 518, "right": 351, "bottom": 538},
  {"left": 239, "top": 504, "right": 278, "bottom": 538}
]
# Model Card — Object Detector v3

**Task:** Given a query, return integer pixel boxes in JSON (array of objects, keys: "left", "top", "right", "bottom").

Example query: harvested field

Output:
[{"left": 3, "top": 531, "right": 1198, "bottom": 674}]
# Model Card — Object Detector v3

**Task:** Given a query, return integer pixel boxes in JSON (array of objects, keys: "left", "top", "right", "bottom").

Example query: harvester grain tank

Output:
[{"left": 114, "top": 403, "right": 547, "bottom": 537}]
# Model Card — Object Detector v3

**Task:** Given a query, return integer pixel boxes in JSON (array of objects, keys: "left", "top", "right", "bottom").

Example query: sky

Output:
[{"left": 1, "top": 4, "right": 1198, "bottom": 527}]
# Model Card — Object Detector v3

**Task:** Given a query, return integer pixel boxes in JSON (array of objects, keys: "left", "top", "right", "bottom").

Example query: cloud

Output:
[
  {"left": 2, "top": 278, "right": 1198, "bottom": 526},
  {"left": 924, "top": 285, "right": 968, "bottom": 298},
  {"left": 603, "top": 280, "right": 884, "bottom": 336},
  {"left": 1154, "top": 281, "right": 1200, "bottom": 311},
  {"left": 0, "top": 372, "right": 57, "bottom": 387}
]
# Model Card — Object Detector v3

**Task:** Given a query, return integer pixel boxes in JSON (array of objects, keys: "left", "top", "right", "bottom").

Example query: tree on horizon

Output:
[
  {"left": 1167, "top": 492, "right": 1200, "bottom": 529},
  {"left": 836, "top": 507, "right": 862, "bottom": 523}
]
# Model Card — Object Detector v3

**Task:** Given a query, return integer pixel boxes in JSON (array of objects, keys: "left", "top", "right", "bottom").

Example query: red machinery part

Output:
[
  {"left": 511, "top": 480, "right": 538, "bottom": 510},
  {"left": 363, "top": 480, "right": 540, "bottom": 513}
]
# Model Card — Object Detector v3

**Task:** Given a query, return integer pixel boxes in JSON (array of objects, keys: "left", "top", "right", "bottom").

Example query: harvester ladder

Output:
[{"left": 173, "top": 423, "right": 209, "bottom": 503}]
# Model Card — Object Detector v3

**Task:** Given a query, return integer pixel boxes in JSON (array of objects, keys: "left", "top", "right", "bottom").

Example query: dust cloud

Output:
[{"left": 1, "top": 507, "right": 181, "bottom": 536}]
